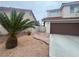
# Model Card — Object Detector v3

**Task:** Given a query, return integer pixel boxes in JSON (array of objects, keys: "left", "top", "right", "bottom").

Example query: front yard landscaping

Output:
[{"left": 0, "top": 32, "right": 49, "bottom": 57}]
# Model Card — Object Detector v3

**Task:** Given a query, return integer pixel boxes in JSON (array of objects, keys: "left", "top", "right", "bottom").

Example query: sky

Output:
[{"left": 0, "top": 1, "right": 72, "bottom": 24}]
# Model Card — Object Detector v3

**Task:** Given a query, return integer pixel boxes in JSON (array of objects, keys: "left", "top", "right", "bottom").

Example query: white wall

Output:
[
  {"left": 62, "top": 6, "right": 71, "bottom": 18},
  {"left": 50, "top": 34, "right": 79, "bottom": 57},
  {"left": 62, "top": 5, "right": 79, "bottom": 18},
  {"left": 45, "top": 22, "right": 50, "bottom": 33},
  {"left": 47, "top": 11, "right": 61, "bottom": 17},
  {"left": 47, "top": 4, "right": 79, "bottom": 18}
]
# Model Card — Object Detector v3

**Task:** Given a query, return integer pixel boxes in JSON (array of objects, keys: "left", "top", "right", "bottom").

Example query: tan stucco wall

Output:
[
  {"left": 0, "top": 25, "right": 8, "bottom": 35},
  {"left": 4, "top": 10, "right": 35, "bottom": 21}
]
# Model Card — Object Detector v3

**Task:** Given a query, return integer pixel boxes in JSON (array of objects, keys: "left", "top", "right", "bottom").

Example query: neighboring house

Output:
[
  {"left": 42, "top": 1, "right": 79, "bottom": 35},
  {"left": 0, "top": 7, "right": 36, "bottom": 35}
]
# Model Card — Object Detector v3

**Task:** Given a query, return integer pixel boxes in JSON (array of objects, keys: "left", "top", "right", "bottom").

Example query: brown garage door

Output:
[{"left": 50, "top": 23, "right": 79, "bottom": 35}]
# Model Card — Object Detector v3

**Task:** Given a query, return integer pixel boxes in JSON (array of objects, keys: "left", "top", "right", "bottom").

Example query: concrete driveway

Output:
[{"left": 49, "top": 34, "right": 79, "bottom": 57}]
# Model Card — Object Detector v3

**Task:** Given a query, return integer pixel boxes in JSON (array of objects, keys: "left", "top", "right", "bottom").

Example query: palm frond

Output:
[
  {"left": 0, "top": 10, "right": 35, "bottom": 34},
  {"left": 0, "top": 12, "right": 11, "bottom": 32},
  {"left": 14, "top": 20, "right": 35, "bottom": 32}
]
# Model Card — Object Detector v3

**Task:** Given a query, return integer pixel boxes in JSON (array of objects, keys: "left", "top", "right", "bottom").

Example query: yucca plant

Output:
[{"left": 0, "top": 10, "right": 35, "bottom": 49}]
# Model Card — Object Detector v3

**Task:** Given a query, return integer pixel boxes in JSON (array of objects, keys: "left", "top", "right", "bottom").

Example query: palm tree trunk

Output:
[{"left": 6, "top": 34, "right": 18, "bottom": 49}]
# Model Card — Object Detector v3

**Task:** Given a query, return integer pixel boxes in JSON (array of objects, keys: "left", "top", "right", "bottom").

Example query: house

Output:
[
  {"left": 42, "top": 1, "right": 79, "bottom": 35},
  {"left": 0, "top": 7, "right": 36, "bottom": 35}
]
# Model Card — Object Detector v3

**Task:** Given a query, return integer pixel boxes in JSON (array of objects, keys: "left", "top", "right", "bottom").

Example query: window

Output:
[
  {"left": 70, "top": 5, "right": 79, "bottom": 13},
  {"left": 75, "top": 7, "right": 79, "bottom": 13},
  {"left": 70, "top": 6, "right": 74, "bottom": 13}
]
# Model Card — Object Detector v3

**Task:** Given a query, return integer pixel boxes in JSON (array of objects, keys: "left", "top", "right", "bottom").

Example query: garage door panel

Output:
[{"left": 50, "top": 23, "right": 79, "bottom": 35}]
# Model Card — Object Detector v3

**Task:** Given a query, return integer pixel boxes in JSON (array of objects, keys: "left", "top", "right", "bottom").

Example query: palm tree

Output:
[{"left": 0, "top": 10, "right": 35, "bottom": 49}]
